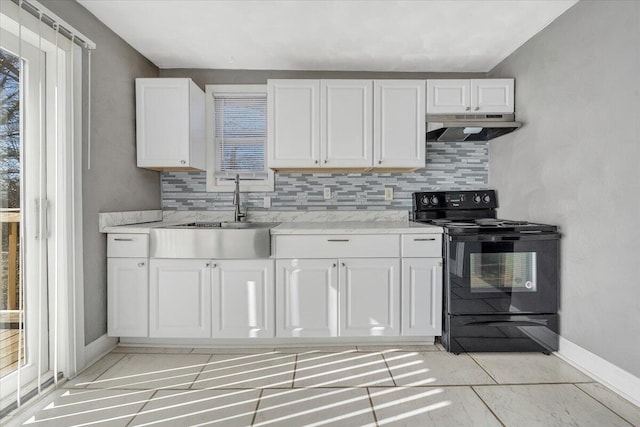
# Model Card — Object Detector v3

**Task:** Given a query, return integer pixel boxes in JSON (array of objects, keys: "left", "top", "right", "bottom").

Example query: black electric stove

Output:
[{"left": 413, "top": 190, "right": 561, "bottom": 354}]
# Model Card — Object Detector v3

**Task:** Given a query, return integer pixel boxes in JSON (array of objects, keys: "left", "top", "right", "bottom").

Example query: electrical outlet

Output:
[
  {"left": 385, "top": 187, "right": 394, "bottom": 201},
  {"left": 263, "top": 196, "right": 271, "bottom": 208},
  {"left": 324, "top": 187, "right": 331, "bottom": 200}
]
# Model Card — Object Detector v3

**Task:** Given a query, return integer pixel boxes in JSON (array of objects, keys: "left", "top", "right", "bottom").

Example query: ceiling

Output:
[{"left": 78, "top": 0, "right": 578, "bottom": 72}]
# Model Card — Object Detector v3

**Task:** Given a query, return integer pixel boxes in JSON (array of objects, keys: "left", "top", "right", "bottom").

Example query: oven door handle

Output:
[
  {"left": 461, "top": 319, "right": 549, "bottom": 327},
  {"left": 450, "top": 233, "right": 560, "bottom": 242}
]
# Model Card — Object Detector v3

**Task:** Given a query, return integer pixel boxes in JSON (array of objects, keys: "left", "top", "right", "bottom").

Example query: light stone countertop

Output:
[
  {"left": 102, "top": 220, "right": 442, "bottom": 235},
  {"left": 270, "top": 221, "right": 442, "bottom": 235}
]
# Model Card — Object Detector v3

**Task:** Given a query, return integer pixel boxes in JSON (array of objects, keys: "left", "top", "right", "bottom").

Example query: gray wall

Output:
[
  {"left": 160, "top": 69, "right": 489, "bottom": 212},
  {"left": 488, "top": 1, "right": 640, "bottom": 376},
  {"left": 41, "top": 1, "right": 161, "bottom": 345}
]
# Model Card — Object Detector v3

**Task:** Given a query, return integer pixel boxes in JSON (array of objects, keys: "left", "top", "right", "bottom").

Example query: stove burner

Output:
[{"left": 475, "top": 219, "right": 530, "bottom": 226}]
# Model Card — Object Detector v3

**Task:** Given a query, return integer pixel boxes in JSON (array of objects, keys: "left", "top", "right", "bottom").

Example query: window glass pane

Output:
[{"left": 214, "top": 94, "right": 267, "bottom": 177}]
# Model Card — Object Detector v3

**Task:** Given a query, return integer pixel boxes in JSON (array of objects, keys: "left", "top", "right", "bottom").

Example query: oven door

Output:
[{"left": 446, "top": 233, "right": 559, "bottom": 315}]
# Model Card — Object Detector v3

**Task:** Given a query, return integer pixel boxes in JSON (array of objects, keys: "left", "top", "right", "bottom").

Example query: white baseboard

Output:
[
  {"left": 83, "top": 334, "right": 118, "bottom": 368},
  {"left": 557, "top": 337, "right": 640, "bottom": 407}
]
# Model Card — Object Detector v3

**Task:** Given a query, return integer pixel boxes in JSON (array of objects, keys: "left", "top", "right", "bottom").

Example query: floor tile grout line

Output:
[
  {"left": 125, "top": 389, "right": 159, "bottom": 427},
  {"left": 470, "top": 386, "right": 507, "bottom": 427},
  {"left": 571, "top": 383, "right": 636, "bottom": 426},
  {"left": 291, "top": 354, "right": 299, "bottom": 388},
  {"left": 78, "top": 352, "right": 127, "bottom": 388},
  {"left": 250, "top": 388, "right": 265, "bottom": 426},
  {"left": 189, "top": 354, "right": 215, "bottom": 390},
  {"left": 466, "top": 353, "right": 500, "bottom": 384},
  {"left": 380, "top": 352, "right": 398, "bottom": 387},
  {"left": 365, "top": 387, "right": 380, "bottom": 427}
]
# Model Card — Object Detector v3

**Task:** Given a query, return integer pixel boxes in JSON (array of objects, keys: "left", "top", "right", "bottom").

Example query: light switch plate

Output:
[
  {"left": 385, "top": 187, "right": 394, "bottom": 201},
  {"left": 324, "top": 187, "right": 331, "bottom": 200}
]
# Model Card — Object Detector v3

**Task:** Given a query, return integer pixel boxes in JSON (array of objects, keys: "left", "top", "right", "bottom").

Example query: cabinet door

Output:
[
  {"left": 212, "top": 260, "right": 274, "bottom": 338},
  {"left": 426, "top": 79, "right": 471, "bottom": 113},
  {"left": 373, "top": 80, "right": 425, "bottom": 168},
  {"left": 320, "top": 80, "right": 373, "bottom": 167},
  {"left": 267, "top": 80, "right": 321, "bottom": 168},
  {"left": 149, "top": 259, "right": 212, "bottom": 338},
  {"left": 402, "top": 258, "right": 443, "bottom": 336},
  {"left": 276, "top": 259, "right": 338, "bottom": 337},
  {"left": 339, "top": 258, "right": 401, "bottom": 337},
  {"left": 107, "top": 258, "right": 148, "bottom": 337},
  {"left": 136, "top": 78, "right": 201, "bottom": 169},
  {"left": 471, "top": 79, "right": 514, "bottom": 113}
]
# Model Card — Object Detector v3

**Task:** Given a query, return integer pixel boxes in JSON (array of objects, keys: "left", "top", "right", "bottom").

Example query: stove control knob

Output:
[
  {"left": 421, "top": 195, "right": 430, "bottom": 206},
  {"left": 473, "top": 194, "right": 481, "bottom": 204},
  {"left": 430, "top": 196, "right": 439, "bottom": 205},
  {"left": 483, "top": 194, "right": 491, "bottom": 203}
]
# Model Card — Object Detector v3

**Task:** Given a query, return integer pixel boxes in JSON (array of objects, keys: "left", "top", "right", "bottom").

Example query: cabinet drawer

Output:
[
  {"left": 107, "top": 234, "right": 149, "bottom": 258},
  {"left": 275, "top": 234, "right": 400, "bottom": 258},
  {"left": 401, "top": 234, "right": 442, "bottom": 258}
]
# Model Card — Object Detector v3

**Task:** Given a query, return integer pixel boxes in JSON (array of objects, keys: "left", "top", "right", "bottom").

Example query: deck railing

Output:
[{"left": 1, "top": 209, "right": 20, "bottom": 311}]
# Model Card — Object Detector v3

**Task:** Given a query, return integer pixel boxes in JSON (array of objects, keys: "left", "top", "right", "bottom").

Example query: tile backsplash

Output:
[{"left": 162, "top": 140, "right": 488, "bottom": 211}]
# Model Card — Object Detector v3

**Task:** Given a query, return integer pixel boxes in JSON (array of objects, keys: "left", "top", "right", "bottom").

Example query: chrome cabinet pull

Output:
[
  {"left": 414, "top": 238, "right": 436, "bottom": 241},
  {"left": 180, "top": 160, "right": 186, "bottom": 164},
  {"left": 474, "top": 107, "right": 480, "bottom": 111},
  {"left": 114, "top": 238, "right": 134, "bottom": 241},
  {"left": 138, "top": 262, "right": 145, "bottom": 267},
  {"left": 341, "top": 262, "right": 346, "bottom": 267},
  {"left": 324, "top": 160, "right": 328, "bottom": 164},
  {"left": 315, "top": 160, "right": 319, "bottom": 164},
  {"left": 465, "top": 106, "right": 471, "bottom": 111},
  {"left": 332, "top": 263, "right": 337, "bottom": 268},
  {"left": 327, "top": 239, "right": 349, "bottom": 242}
]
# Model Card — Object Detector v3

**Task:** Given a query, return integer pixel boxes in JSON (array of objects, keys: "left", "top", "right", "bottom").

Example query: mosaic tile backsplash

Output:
[{"left": 162, "top": 140, "right": 488, "bottom": 212}]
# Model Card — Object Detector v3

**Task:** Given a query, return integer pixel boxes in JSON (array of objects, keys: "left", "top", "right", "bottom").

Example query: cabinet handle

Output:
[
  {"left": 465, "top": 106, "right": 471, "bottom": 111},
  {"left": 180, "top": 160, "right": 186, "bottom": 165},
  {"left": 138, "top": 262, "right": 145, "bottom": 267},
  {"left": 341, "top": 262, "right": 346, "bottom": 267},
  {"left": 327, "top": 239, "right": 349, "bottom": 242},
  {"left": 378, "top": 160, "right": 382, "bottom": 164},
  {"left": 324, "top": 160, "right": 328, "bottom": 164},
  {"left": 474, "top": 107, "right": 480, "bottom": 111},
  {"left": 114, "top": 238, "right": 134, "bottom": 241},
  {"left": 332, "top": 263, "right": 337, "bottom": 268},
  {"left": 315, "top": 160, "right": 319, "bottom": 164},
  {"left": 414, "top": 238, "right": 436, "bottom": 241},
  {"left": 206, "top": 263, "right": 217, "bottom": 268}
]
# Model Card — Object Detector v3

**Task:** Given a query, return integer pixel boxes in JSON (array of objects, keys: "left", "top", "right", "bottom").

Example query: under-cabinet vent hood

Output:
[{"left": 426, "top": 113, "right": 521, "bottom": 142}]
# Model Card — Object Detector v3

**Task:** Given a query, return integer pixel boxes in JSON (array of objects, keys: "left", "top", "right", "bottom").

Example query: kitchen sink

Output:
[{"left": 150, "top": 222, "right": 279, "bottom": 259}]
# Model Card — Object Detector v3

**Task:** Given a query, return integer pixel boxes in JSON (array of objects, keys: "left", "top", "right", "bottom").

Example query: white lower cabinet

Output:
[
  {"left": 149, "top": 259, "right": 212, "bottom": 338},
  {"left": 107, "top": 258, "right": 148, "bottom": 337},
  {"left": 212, "top": 260, "right": 275, "bottom": 338},
  {"left": 339, "top": 258, "right": 401, "bottom": 337},
  {"left": 401, "top": 258, "right": 443, "bottom": 336},
  {"left": 276, "top": 259, "right": 339, "bottom": 337}
]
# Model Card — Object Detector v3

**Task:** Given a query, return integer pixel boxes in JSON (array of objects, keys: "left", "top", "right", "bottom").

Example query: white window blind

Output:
[{"left": 213, "top": 93, "right": 267, "bottom": 179}]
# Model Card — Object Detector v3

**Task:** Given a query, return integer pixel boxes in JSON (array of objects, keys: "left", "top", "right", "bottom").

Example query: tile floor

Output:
[{"left": 5, "top": 344, "right": 640, "bottom": 426}]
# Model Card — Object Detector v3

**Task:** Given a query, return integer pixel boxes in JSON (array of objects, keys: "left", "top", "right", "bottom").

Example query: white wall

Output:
[{"left": 489, "top": 1, "right": 640, "bottom": 376}]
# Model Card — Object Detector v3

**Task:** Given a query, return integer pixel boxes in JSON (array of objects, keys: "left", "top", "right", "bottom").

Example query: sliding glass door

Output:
[{"left": 1, "top": 26, "right": 50, "bottom": 403}]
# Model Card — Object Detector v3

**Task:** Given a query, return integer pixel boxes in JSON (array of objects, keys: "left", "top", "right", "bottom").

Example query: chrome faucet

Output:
[{"left": 233, "top": 174, "right": 247, "bottom": 222}]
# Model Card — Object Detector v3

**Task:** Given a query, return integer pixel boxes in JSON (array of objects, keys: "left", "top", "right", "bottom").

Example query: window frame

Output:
[{"left": 205, "top": 84, "right": 274, "bottom": 192}]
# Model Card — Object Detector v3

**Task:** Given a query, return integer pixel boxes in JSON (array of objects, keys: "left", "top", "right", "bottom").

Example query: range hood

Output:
[{"left": 426, "top": 113, "right": 521, "bottom": 142}]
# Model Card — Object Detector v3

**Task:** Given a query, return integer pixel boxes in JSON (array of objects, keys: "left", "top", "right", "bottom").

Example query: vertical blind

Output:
[{"left": 213, "top": 93, "right": 268, "bottom": 179}]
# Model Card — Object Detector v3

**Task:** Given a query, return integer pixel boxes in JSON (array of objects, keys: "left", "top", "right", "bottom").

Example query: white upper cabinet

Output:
[
  {"left": 268, "top": 79, "right": 425, "bottom": 170},
  {"left": 321, "top": 80, "right": 373, "bottom": 168},
  {"left": 373, "top": 80, "right": 426, "bottom": 169},
  {"left": 136, "top": 78, "right": 205, "bottom": 171},
  {"left": 471, "top": 79, "right": 514, "bottom": 113},
  {"left": 426, "top": 79, "right": 471, "bottom": 113},
  {"left": 211, "top": 260, "right": 274, "bottom": 339},
  {"left": 267, "top": 79, "right": 320, "bottom": 168},
  {"left": 427, "top": 79, "right": 514, "bottom": 114}
]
